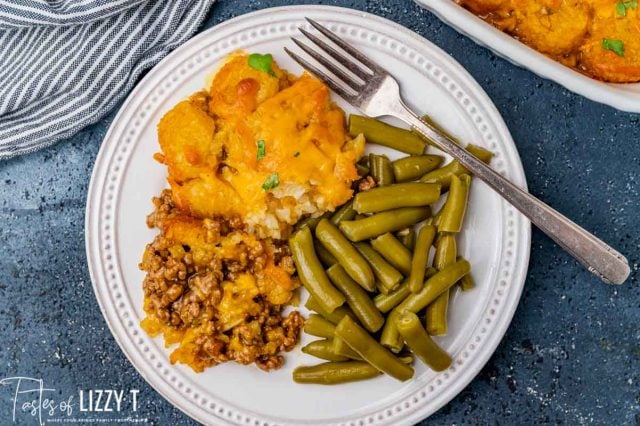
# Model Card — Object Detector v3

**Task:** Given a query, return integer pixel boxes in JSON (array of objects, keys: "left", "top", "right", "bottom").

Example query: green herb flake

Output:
[
  {"left": 293, "top": 151, "right": 300, "bottom": 157},
  {"left": 256, "top": 140, "right": 266, "bottom": 161},
  {"left": 261, "top": 173, "right": 279, "bottom": 191},
  {"left": 602, "top": 38, "right": 625, "bottom": 57},
  {"left": 248, "top": 53, "right": 276, "bottom": 77},
  {"left": 616, "top": 0, "right": 637, "bottom": 16}
]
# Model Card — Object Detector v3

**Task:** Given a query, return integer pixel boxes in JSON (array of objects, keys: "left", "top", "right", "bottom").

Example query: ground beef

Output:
[{"left": 140, "top": 189, "right": 303, "bottom": 372}]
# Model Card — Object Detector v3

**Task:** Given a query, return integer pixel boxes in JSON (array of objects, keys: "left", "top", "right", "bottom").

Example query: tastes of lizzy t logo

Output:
[{"left": 0, "top": 376, "right": 142, "bottom": 425}]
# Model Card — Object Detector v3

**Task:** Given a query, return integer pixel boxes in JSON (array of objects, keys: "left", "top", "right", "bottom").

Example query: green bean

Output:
[
  {"left": 419, "top": 160, "right": 467, "bottom": 189},
  {"left": 302, "top": 339, "right": 350, "bottom": 362},
  {"left": 380, "top": 309, "right": 405, "bottom": 352},
  {"left": 333, "top": 336, "right": 363, "bottom": 360},
  {"left": 438, "top": 174, "right": 471, "bottom": 233},
  {"left": 327, "top": 264, "right": 385, "bottom": 333},
  {"left": 349, "top": 115, "right": 426, "bottom": 155},
  {"left": 396, "top": 259, "right": 470, "bottom": 313},
  {"left": 371, "top": 233, "right": 413, "bottom": 275},
  {"left": 408, "top": 225, "right": 437, "bottom": 293},
  {"left": 335, "top": 316, "right": 414, "bottom": 381},
  {"left": 369, "top": 154, "right": 394, "bottom": 186},
  {"left": 293, "top": 361, "right": 381, "bottom": 384},
  {"left": 339, "top": 207, "right": 431, "bottom": 242},
  {"left": 466, "top": 144, "right": 493, "bottom": 163},
  {"left": 380, "top": 259, "right": 470, "bottom": 350},
  {"left": 290, "top": 227, "right": 345, "bottom": 313},
  {"left": 304, "top": 314, "right": 336, "bottom": 339},
  {"left": 418, "top": 114, "right": 459, "bottom": 144},
  {"left": 354, "top": 242, "right": 403, "bottom": 294},
  {"left": 397, "top": 228, "right": 416, "bottom": 251},
  {"left": 331, "top": 200, "right": 356, "bottom": 225},
  {"left": 419, "top": 145, "right": 492, "bottom": 189},
  {"left": 396, "top": 312, "right": 452, "bottom": 371},
  {"left": 354, "top": 214, "right": 367, "bottom": 220},
  {"left": 426, "top": 234, "right": 457, "bottom": 336},
  {"left": 315, "top": 219, "right": 375, "bottom": 291},
  {"left": 374, "top": 268, "right": 437, "bottom": 313},
  {"left": 459, "top": 272, "right": 475, "bottom": 291},
  {"left": 356, "top": 163, "right": 370, "bottom": 177},
  {"left": 392, "top": 155, "right": 444, "bottom": 182},
  {"left": 353, "top": 183, "right": 440, "bottom": 213},
  {"left": 429, "top": 205, "right": 443, "bottom": 229},
  {"left": 305, "top": 296, "right": 355, "bottom": 325},
  {"left": 315, "top": 242, "right": 338, "bottom": 267}
]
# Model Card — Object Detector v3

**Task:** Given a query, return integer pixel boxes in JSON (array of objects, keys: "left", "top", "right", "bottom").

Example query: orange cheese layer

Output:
[{"left": 157, "top": 53, "right": 363, "bottom": 237}]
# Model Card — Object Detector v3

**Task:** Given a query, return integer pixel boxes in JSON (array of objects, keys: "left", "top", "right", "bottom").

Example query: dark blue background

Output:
[{"left": 1, "top": 0, "right": 638, "bottom": 424}]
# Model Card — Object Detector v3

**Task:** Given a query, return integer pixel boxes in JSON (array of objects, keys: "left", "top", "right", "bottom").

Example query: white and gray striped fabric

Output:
[{"left": 0, "top": 0, "right": 215, "bottom": 159}]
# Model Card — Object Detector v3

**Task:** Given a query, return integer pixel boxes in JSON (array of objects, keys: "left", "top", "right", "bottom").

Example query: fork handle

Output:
[{"left": 396, "top": 107, "right": 630, "bottom": 285}]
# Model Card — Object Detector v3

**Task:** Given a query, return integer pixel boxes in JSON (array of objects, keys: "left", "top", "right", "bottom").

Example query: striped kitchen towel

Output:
[{"left": 0, "top": 0, "right": 215, "bottom": 159}]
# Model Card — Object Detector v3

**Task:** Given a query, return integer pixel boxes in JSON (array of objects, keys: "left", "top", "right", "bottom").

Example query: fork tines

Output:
[{"left": 285, "top": 18, "right": 385, "bottom": 102}]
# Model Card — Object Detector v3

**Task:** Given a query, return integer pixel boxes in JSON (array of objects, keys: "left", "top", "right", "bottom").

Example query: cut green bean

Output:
[
  {"left": 397, "top": 228, "right": 416, "bottom": 251},
  {"left": 293, "top": 361, "right": 381, "bottom": 384},
  {"left": 408, "top": 225, "right": 437, "bottom": 293},
  {"left": 417, "top": 114, "right": 460, "bottom": 145},
  {"left": 353, "top": 182, "right": 441, "bottom": 213},
  {"left": 466, "top": 144, "right": 493, "bottom": 163},
  {"left": 349, "top": 115, "right": 426, "bottom": 155},
  {"left": 327, "top": 264, "right": 385, "bottom": 333},
  {"left": 369, "top": 154, "right": 394, "bottom": 186},
  {"left": 380, "top": 309, "right": 405, "bottom": 352},
  {"left": 356, "top": 163, "right": 370, "bottom": 177},
  {"left": 294, "top": 211, "right": 331, "bottom": 232},
  {"left": 315, "top": 242, "right": 338, "bottom": 267},
  {"left": 371, "top": 233, "right": 413, "bottom": 275},
  {"left": 336, "top": 316, "right": 414, "bottom": 381},
  {"left": 419, "top": 144, "right": 492, "bottom": 190},
  {"left": 304, "top": 314, "right": 336, "bottom": 339},
  {"left": 354, "top": 242, "right": 403, "bottom": 293},
  {"left": 459, "top": 272, "right": 475, "bottom": 291},
  {"left": 331, "top": 200, "right": 356, "bottom": 225},
  {"left": 339, "top": 207, "right": 431, "bottom": 242},
  {"left": 396, "top": 312, "right": 452, "bottom": 372},
  {"left": 380, "top": 259, "right": 470, "bottom": 350},
  {"left": 333, "top": 336, "right": 363, "bottom": 360},
  {"left": 305, "top": 296, "right": 355, "bottom": 325},
  {"left": 392, "top": 155, "right": 444, "bottom": 182},
  {"left": 302, "top": 339, "right": 350, "bottom": 362},
  {"left": 396, "top": 259, "right": 470, "bottom": 313},
  {"left": 426, "top": 234, "right": 457, "bottom": 336},
  {"left": 438, "top": 174, "right": 471, "bottom": 233},
  {"left": 316, "top": 219, "right": 375, "bottom": 291},
  {"left": 290, "top": 227, "right": 345, "bottom": 313},
  {"left": 374, "top": 268, "right": 437, "bottom": 313},
  {"left": 419, "top": 160, "right": 467, "bottom": 189}
]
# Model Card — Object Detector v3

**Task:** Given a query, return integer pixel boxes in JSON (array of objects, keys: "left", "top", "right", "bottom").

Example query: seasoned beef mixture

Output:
[{"left": 140, "top": 189, "right": 303, "bottom": 372}]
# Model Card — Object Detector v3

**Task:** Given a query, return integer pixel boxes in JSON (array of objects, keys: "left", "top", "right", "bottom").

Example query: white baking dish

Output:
[{"left": 414, "top": 0, "right": 640, "bottom": 113}]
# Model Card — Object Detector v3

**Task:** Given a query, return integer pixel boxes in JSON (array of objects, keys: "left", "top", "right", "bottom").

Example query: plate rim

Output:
[
  {"left": 85, "top": 5, "right": 532, "bottom": 425},
  {"left": 414, "top": 0, "right": 640, "bottom": 113}
]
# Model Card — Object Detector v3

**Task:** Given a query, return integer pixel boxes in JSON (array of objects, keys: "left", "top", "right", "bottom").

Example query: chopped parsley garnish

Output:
[
  {"left": 248, "top": 53, "right": 276, "bottom": 77},
  {"left": 602, "top": 38, "right": 625, "bottom": 57},
  {"left": 256, "top": 140, "right": 266, "bottom": 161},
  {"left": 261, "top": 173, "right": 279, "bottom": 191},
  {"left": 293, "top": 151, "right": 300, "bottom": 157},
  {"left": 616, "top": 0, "right": 637, "bottom": 16}
]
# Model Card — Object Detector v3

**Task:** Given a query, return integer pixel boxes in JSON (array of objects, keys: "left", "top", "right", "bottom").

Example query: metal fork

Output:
[{"left": 286, "top": 18, "right": 630, "bottom": 285}]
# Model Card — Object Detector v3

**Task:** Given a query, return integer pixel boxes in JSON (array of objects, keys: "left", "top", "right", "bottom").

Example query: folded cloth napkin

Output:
[{"left": 0, "top": 0, "right": 215, "bottom": 159}]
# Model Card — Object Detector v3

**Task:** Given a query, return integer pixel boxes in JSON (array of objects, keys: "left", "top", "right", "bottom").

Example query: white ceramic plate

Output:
[
  {"left": 86, "top": 5, "right": 530, "bottom": 425},
  {"left": 414, "top": 0, "right": 640, "bottom": 113}
]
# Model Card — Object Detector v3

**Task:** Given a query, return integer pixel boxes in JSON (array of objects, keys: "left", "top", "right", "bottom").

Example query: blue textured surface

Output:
[{"left": 0, "top": 0, "right": 638, "bottom": 425}]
